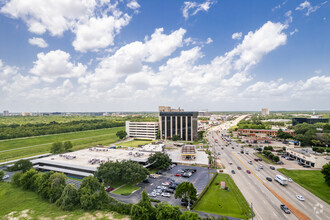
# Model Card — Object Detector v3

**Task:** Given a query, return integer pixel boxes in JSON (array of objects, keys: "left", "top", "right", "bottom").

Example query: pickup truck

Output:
[{"left": 280, "top": 205, "right": 291, "bottom": 214}]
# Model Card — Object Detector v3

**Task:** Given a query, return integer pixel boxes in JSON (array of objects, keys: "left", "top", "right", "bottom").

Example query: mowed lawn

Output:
[
  {"left": 116, "top": 139, "right": 153, "bottom": 148},
  {"left": 278, "top": 168, "right": 330, "bottom": 204},
  {"left": 112, "top": 184, "right": 140, "bottom": 196},
  {"left": 0, "top": 182, "right": 127, "bottom": 219},
  {"left": 194, "top": 174, "right": 253, "bottom": 219},
  {"left": 0, "top": 127, "right": 124, "bottom": 162}
]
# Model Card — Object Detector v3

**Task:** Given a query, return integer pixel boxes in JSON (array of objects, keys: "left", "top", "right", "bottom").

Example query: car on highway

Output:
[
  {"left": 246, "top": 170, "right": 251, "bottom": 174},
  {"left": 248, "top": 161, "right": 252, "bottom": 165},
  {"left": 266, "top": 177, "right": 272, "bottom": 182},
  {"left": 237, "top": 166, "right": 242, "bottom": 170},
  {"left": 258, "top": 158, "right": 262, "bottom": 161},
  {"left": 270, "top": 166, "right": 275, "bottom": 170},
  {"left": 256, "top": 167, "right": 260, "bottom": 171},
  {"left": 174, "top": 173, "right": 182, "bottom": 177},
  {"left": 229, "top": 162, "right": 232, "bottom": 165},
  {"left": 288, "top": 178, "right": 293, "bottom": 182},
  {"left": 231, "top": 170, "right": 235, "bottom": 174},
  {"left": 259, "top": 165, "right": 263, "bottom": 169},
  {"left": 254, "top": 158, "right": 259, "bottom": 162},
  {"left": 296, "top": 195, "right": 305, "bottom": 201},
  {"left": 280, "top": 205, "right": 291, "bottom": 214}
]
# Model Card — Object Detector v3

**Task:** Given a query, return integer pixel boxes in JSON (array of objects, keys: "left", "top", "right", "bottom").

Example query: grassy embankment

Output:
[
  {"left": 0, "top": 127, "right": 124, "bottom": 163},
  {"left": 194, "top": 174, "right": 253, "bottom": 219},
  {"left": 0, "top": 182, "right": 128, "bottom": 219},
  {"left": 278, "top": 168, "right": 330, "bottom": 204},
  {"left": 253, "top": 152, "right": 276, "bottom": 164},
  {"left": 112, "top": 184, "right": 140, "bottom": 196}
]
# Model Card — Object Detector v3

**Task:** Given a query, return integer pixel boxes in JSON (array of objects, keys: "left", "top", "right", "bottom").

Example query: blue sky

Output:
[{"left": 0, "top": 0, "right": 329, "bottom": 112}]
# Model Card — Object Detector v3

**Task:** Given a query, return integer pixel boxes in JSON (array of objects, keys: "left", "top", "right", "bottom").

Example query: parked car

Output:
[
  {"left": 266, "top": 177, "right": 272, "bottom": 182},
  {"left": 246, "top": 170, "right": 251, "bottom": 174},
  {"left": 3, "top": 175, "right": 9, "bottom": 180},
  {"left": 169, "top": 184, "right": 177, "bottom": 190},
  {"left": 167, "top": 178, "right": 175, "bottom": 182},
  {"left": 276, "top": 161, "right": 284, "bottom": 165},
  {"left": 280, "top": 205, "right": 291, "bottom": 214},
  {"left": 165, "top": 188, "right": 175, "bottom": 194},
  {"left": 237, "top": 166, "right": 242, "bottom": 170},
  {"left": 150, "top": 174, "right": 156, "bottom": 179},
  {"left": 162, "top": 192, "right": 171, "bottom": 197},
  {"left": 231, "top": 170, "right": 236, "bottom": 174},
  {"left": 270, "top": 166, "right": 275, "bottom": 170},
  {"left": 174, "top": 173, "right": 182, "bottom": 177},
  {"left": 105, "top": 186, "right": 114, "bottom": 192},
  {"left": 288, "top": 178, "right": 293, "bottom": 183},
  {"left": 296, "top": 195, "right": 305, "bottom": 201},
  {"left": 303, "top": 165, "right": 311, "bottom": 168},
  {"left": 191, "top": 169, "right": 197, "bottom": 173},
  {"left": 156, "top": 171, "right": 163, "bottom": 175},
  {"left": 162, "top": 181, "right": 171, "bottom": 186},
  {"left": 148, "top": 192, "right": 157, "bottom": 197},
  {"left": 143, "top": 179, "right": 150, "bottom": 183}
]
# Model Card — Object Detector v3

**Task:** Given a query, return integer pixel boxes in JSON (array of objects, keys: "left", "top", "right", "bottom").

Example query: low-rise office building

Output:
[
  {"left": 286, "top": 148, "right": 330, "bottom": 168},
  {"left": 125, "top": 121, "right": 159, "bottom": 140},
  {"left": 237, "top": 129, "right": 295, "bottom": 137}
]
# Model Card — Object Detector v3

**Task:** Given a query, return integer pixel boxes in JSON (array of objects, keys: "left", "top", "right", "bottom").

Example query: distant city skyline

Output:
[{"left": 0, "top": 0, "right": 329, "bottom": 112}]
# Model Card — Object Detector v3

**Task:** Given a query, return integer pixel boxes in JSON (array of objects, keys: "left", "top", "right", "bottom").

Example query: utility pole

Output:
[{"left": 251, "top": 202, "right": 253, "bottom": 220}]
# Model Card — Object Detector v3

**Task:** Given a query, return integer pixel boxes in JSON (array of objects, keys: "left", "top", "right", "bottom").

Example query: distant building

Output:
[
  {"left": 159, "top": 106, "right": 198, "bottom": 141},
  {"left": 3, "top": 110, "right": 9, "bottom": 116},
  {"left": 125, "top": 121, "right": 159, "bottom": 140},
  {"left": 198, "top": 111, "right": 211, "bottom": 117},
  {"left": 286, "top": 148, "right": 330, "bottom": 168},
  {"left": 237, "top": 129, "right": 295, "bottom": 137},
  {"left": 292, "top": 117, "right": 329, "bottom": 126},
  {"left": 22, "top": 112, "right": 32, "bottom": 116},
  {"left": 261, "top": 108, "right": 270, "bottom": 116}
]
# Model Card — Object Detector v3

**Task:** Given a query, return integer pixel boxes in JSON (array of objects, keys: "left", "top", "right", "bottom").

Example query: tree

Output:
[
  {"left": 56, "top": 184, "right": 79, "bottom": 211},
  {"left": 0, "top": 170, "right": 4, "bottom": 181},
  {"left": 155, "top": 203, "right": 182, "bottom": 220},
  {"left": 11, "top": 172, "right": 22, "bottom": 186},
  {"left": 148, "top": 152, "right": 172, "bottom": 170},
  {"left": 78, "top": 176, "right": 103, "bottom": 210},
  {"left": 35, "top": 171, "right": 54, "bottom": 200},
  {"left": 198, "top": 131, "right": 205, "bottom": 140},
  {"left": 20, "top": 168, "right": 38, "bottom": 190},
  {"left": 282, "top": 147, "right": 286, "bottom": 151},
  {"left": 257, "top": 148, "right": 262, "bottom": 152},
  {"left": 51, "top": 142, "right": 64, "bottom": 154},
  {"left": 131, "top": 190, "right": 156, "bottom": 220},
  {"left": 321, "top": 163, "right": 330, "bottom": 186},
  {"left": 9, "top": 159, "right": 33, "bottom": 172},
  {"left": 64, "top": 141, "right": 73, "bottom": 151},
  {"left": 49, "top": 172, "right": 67, "bottom": 203},
  {"left": 273, "top": 156, "right": 280, "bottom": 162},
  {"left": 179, "top": 211, "right": 200, "bottom": 220},
  {"left": 175, "top": 182, "right": 197, "bottom": 211},
  {"left": 172, "top": 135, "right": 180, "bottom": 141},
  {"left": 116, "top": 130, "right": 127, "bottom": 140}
]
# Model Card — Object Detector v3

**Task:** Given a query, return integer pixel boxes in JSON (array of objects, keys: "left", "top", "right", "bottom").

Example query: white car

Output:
[
  {"left": 148, "top": 192, "right": 157, "bottom": 197},
  {"left": 162, "top": 192, "right": 171, "bottom": 197},
  {"left": 296, "top": 195, "right": 305, "bottom": 201},
  {"left": 3, "top": 175, "right": 9, "bottom": 180},
  {"left": 256, "top": 167, "right": 260, "bottom": 171},
  {"left": 162, "top": 182, "right": 171, "bottom": 186},
  {"left": 288, "top": 178, "right": 293, "bottom": 182}
]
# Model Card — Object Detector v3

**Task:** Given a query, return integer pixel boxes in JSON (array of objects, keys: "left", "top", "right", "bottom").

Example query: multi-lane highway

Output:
[{"left": 206, "top": 123, "right": 330, "bottom": 220}]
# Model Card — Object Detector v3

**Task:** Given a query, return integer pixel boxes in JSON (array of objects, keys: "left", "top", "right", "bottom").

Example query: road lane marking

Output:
[{"left": 232, "top": 152, "right": 311, "bottom": 220}]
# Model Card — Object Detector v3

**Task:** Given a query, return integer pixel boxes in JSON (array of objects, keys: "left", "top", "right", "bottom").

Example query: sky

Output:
[{"left": 0, "top": 0, "right": 329, "bottom": 112}]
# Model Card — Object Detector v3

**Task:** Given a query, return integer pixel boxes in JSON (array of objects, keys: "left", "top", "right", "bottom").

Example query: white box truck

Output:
[{"left": 275, "top": 175, "right": 288, "bottom": 186}]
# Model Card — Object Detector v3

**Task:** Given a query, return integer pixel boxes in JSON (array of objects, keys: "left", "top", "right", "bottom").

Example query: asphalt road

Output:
[{"left": 206, "top": 125, "right": 330, "bottom": 220}]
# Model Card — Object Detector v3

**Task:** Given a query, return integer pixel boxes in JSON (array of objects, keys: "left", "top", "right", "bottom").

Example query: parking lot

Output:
[{"left": 139, "top": 165, "right": 215, "bottom": 206}]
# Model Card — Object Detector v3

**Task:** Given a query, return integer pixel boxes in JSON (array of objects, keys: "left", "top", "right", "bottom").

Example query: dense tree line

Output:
[
  {"left": 293, "top": 123, "right": 330, "bottom": 147},
  {"left": 0, "top": 119, "right": 124, "bottom": 140}
]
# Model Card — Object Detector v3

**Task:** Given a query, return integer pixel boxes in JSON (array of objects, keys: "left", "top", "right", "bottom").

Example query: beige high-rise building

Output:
[{"left": 261, "top": 108, "right": 270, "bottom": 116}]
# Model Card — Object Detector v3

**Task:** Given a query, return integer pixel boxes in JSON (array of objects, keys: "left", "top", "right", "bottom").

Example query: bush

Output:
[
  {"left": 11, "top": 172, "right": 22, "bottom": 186},
  {"left": 8, "top": 160, "right": 33, "bottom": 172}
]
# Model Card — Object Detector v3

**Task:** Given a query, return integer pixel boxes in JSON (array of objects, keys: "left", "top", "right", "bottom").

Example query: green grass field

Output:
[
  {"left": 194, "top": 174, "right": 253, "bottom": 219},
  {"left": 277, "top": 168, "right": 330, "bottom": 204},
  {"left": 116, "top": 139, "right": 153, "bottom": 148},
  {"left": 0, "top": 182, "right": 128, "bottom": 219},
  {"left": 0, "top": 127, "right": 124, "bottom": 163},
  {"left": 112, "top": 184, "right": 140, "bottom": 196}
]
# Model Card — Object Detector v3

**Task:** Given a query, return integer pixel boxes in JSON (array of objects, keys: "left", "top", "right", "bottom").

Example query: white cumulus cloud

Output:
[
  {"left": 127, "top": 0, "right": 140, "bottom": 10},
  {"left": 28, "top": 37, "right": 48, "bottom": 48},
  {"left": 232, "top": 32, "right": 242, "bottom": 40},
  {"left": 182, "top": 0, "right": 216, "bottom": 19},
  {"left": 30, "top": 50, "right": 87, "bottom": 82}
]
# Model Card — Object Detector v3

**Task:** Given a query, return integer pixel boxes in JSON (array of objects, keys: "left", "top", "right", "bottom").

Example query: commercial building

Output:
[
  {"left": 181, "top": 145, "right": 196, "bottom": 160},
  {"left": 286, "top": 148, "right": 330, "bottom": 168},
  {"left": 22, "top": 112, "right": 32, "bottom": 116},
  {"left": 292, "top": 117, "right": 329, "bottom": 126},
  {"left": 159, "top": 106, "right": 198, "bottom": 141},
  {"left": 125, "top": 121, "right": 159, "bottom": 140},
  {"left": 3, "top": 110, "right": 9, "bottom": 116},
  {"left": 237, "top": 129, "right": 295, "bottom": 137},
  {"left": 261, "top": 108, "right": 270, "bottom": 116}
]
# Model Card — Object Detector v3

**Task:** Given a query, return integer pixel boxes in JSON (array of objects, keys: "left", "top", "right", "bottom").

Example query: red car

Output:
[
  {"left": 246, "top": 170, "right": 251, "bottom": 174},
  {"left": 174, "top": 173, "right": 182, "bottom": 177},
  {"left": 105, "top": 186, "right": 114, "bottom": 192}
]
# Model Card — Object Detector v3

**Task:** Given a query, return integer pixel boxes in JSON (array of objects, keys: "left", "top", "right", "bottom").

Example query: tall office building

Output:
[
  {"left": 261, "top": 108, "right": 270, "bottom": 116},
  {"left": 159, "top": 106, "right": 198, "bottom": 141},
  {"left": 3, "top": 110, "right": 9, "bottom": 116}
]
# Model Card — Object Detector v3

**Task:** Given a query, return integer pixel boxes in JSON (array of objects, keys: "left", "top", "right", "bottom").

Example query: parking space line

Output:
[{"left": 232, "top": 152, "right": 311, "bottom": 220}]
